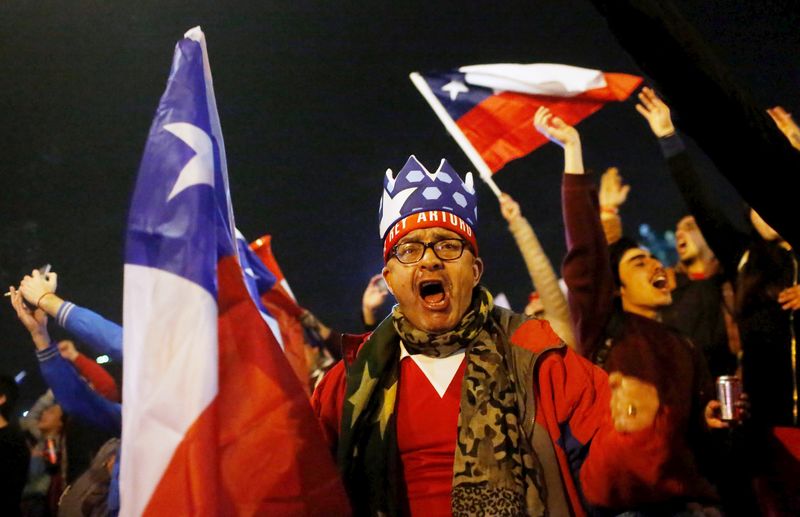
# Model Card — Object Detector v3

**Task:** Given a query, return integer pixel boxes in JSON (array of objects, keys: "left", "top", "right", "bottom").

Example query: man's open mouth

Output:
[
  {"left": 419, "top": 280, "right": 447, "bottom": 305},
  {"left": 651, "top": 273, "right": 668, "bottom": 290}
]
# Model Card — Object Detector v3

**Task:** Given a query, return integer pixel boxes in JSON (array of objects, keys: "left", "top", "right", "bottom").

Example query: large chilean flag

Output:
[
  {"left": 411, "top": 63, "right": 642, "bottom": 175},
  {"left": 121, "top": 27, "right": 349, "bottom": 516}
]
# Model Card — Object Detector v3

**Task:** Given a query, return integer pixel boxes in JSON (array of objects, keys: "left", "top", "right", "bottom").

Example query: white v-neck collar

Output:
[{"left": 399, "top": 341, "right": 465, "bottom": 398}]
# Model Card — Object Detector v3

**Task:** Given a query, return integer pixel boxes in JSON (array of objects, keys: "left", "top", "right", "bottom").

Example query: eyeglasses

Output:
[{"left": 391, "top": 239, "right": 469, "bottom": 264}]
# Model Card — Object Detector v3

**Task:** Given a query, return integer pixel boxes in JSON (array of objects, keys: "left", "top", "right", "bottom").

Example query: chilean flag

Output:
[
  {"left": 234, "top": 229, "right": 285, "bottom": 349},
  {"left": 249, "top": 235, "right": 311, "bottom": 393},
  {"left": 410, "top": 63, "right": 642, "bottom": 175},
  {"left": 121, "top": 27, "right": 349, "bottom": 516}
]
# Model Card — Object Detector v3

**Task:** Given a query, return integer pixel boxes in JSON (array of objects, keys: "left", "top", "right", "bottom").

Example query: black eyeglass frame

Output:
[{"left": 390, "top": 238, "right": 471, "bottom": 264}]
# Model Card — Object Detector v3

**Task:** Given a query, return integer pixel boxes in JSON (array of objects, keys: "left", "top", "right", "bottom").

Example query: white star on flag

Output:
[
  {"left": 441, "top": 80, "right": 469, "bottom": 101},
  {"left": 164, "top": 122, "right": 214, "bottom": 201}
]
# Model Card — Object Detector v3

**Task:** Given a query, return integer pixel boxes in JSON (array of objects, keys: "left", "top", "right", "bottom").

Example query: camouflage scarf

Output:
[
  {"left": 390, "top": 286, "right": 493, "bottom": 358},
  {"left": 338, "top": 287, "right": 544, "bottom": 516}
]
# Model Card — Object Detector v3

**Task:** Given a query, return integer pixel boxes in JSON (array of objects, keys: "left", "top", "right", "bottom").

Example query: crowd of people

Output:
[
  {"left": 308, "top": 84, "right": 799, "bottom": 514},
  {"left": 4, "top": 88, "right": 797, "bottom": 516},
  {"left": 2, "top": 0, "right": 800, "bottom": 515}
]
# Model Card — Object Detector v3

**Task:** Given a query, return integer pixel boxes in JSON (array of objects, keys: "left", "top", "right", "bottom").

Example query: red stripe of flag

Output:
[
  {"left": 143, "top": 255, "right": 350, "bottom": 515},
  {"left": 250, "top": 235, "right": 310, "bottom": 393},
  {"left": 457, "top": 73, "right": 642, "bottom": 173}
]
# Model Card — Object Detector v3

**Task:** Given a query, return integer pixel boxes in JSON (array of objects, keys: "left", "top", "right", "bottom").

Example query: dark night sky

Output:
[{"left": 2, "top": 1, "right": 799, "bottom": 409}]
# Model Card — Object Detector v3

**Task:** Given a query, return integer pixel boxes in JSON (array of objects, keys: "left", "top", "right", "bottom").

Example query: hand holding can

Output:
[{"left": 716, "top": 375, "right": 742, "bottom": 421}]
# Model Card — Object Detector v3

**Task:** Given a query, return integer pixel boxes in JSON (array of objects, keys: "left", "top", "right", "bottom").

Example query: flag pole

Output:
[{"left": 409, "top": 72, "right": 502, "bottom": 199}]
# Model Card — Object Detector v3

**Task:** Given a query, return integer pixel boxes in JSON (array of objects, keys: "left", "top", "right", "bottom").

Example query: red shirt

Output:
[{"left": 397, "top": 355, "right": 466, "bottom": 517}]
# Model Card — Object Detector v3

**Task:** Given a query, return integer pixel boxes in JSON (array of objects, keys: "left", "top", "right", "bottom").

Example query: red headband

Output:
[{"left": 383, "top": 210, "right": 478, "bottom": 262}]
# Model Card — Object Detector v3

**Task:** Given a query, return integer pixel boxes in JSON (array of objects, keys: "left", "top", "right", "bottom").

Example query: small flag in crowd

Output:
[
  {"left": 121, "top": 26, "right": 349, "bottom": 516},
  {"left": 410, "top": 63, "right": 642, "bottom": 178},
  {"left": 234, "top": 229, "right": 285, "bottom": 349},
  {"left": 249, "top": 234, "right": 311, "bottom": 392}
]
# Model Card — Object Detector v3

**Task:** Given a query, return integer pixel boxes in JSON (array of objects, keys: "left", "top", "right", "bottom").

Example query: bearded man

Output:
[{"left": 312, "top": 156, "right": 674, "bottom": 517}]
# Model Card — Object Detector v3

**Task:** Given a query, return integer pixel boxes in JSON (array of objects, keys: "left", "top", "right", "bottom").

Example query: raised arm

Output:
[
  {"left": 55, "top": 302, "right": 123, "bottom": 362},
  {"left": 635, "top": 87, "right": 749, "bottom": 276},
  {"left": 498, "top": 192, "right": 576, "bottom": 348},
  {"left": 361, "top": 274, "right": 389, "bottom": 331},
  {"left": 18, "top": 269, "right": 123, "bottom": 361},
  {"left": 533, "top": 106, "right": 584, "bottom": 175},
  {"left": 598, "top": 167, "right": 629, "bottom": 245},
  {"left": 588, "top": 0, "right": 800, "bottom": 250},
  {"left": 767, "top": 106, "right": 800, "bottom": 152},
  {"left": 534, "top": 106, "right": 615, "bottom": 357},
  {"left": 58, "top": 340, "right": 120, "bottom": 402},
  {"left": 36, "top": 346, "right": 121, "bottom": 435},
  {"left": 10, "top": 288, "right": 121, "bottom": 435}
]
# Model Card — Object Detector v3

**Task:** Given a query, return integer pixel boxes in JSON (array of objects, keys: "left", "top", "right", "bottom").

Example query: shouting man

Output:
[{"left": 312, "top": 156, "right": 679, "bottom": 516}]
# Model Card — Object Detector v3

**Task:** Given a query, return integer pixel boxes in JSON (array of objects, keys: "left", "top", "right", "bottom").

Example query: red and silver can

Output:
[{"left": 716, "top": 375, "right": 742, "bottom": 421}]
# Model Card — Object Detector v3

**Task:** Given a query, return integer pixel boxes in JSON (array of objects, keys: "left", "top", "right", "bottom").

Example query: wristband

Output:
[{"left": 37, "top": 292, "right": 55, "bottom": 309}]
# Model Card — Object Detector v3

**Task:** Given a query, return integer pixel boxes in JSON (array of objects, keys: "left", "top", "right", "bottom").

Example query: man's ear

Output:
[
  {"left": 472, "top": 257, "right": 484, "bottom": 287},
  {"left": 381, "top": 265, "right": 395, "bottom": 296}
]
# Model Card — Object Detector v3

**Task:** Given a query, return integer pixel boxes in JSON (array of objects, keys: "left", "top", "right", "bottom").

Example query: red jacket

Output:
[{"left": 312, "top": 316, "right": 678, "bottom": 515}]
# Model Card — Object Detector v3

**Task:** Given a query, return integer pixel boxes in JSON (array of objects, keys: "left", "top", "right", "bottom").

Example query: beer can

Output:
[{"left": 716, "top": 375, "right": 742, "bottom": 421}]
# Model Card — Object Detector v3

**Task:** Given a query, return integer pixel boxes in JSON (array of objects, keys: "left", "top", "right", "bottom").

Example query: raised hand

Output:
[
  {"left": 498, "top": 193, "right": 521, "bottom": 223},
  {"left": 635, "top": 87, "right": 676, "bottom": 138},
  {"left": 767, "top": 106, "right": 800, "bottom": 151},
  {"left": 9, "top": 286, "right": 50, "bottom": 350},
  {"left": 57, "top": 340, "right": 80, "bottom": 362},
  {"left": 533, "top": 106, "right": 580, "bottom": 148},
  {"left": 609, "top": 372, "right": 660, "bottom": 433},
  {"left": 362, "top": 274, "right": 390, "bottom": 326},
  {"left": 19, "top": 269, "right": 58, "bottom": 308},
  {"left": 599, "top": 167, "right": 630, "bottom": 211},
  {"left": 533, "top": 106, "right": 584, "bottom": 174}
]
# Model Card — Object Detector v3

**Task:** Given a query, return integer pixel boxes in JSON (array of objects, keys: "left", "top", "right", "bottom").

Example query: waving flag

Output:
[
  {"left": 234, "top": 229, "right": 285, "bottom": 348},
  {"left": 121, "top": 27, "right": 349, "bottom": 516},
  {"left": 249, "top": 235, "right": 311, "bottom": 392},
  {"left": 410, "top": 63, "right": 642, "bottom": 176}
]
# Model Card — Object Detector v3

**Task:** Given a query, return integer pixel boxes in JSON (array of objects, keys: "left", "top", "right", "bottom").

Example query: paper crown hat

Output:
[{"left": 379, "top": 155, "right": 478, "bottom": 260}]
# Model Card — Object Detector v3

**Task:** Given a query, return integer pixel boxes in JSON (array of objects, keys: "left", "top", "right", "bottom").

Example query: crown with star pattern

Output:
[{"left": 379, "top": 156, "right": 478, "bottom": 260}]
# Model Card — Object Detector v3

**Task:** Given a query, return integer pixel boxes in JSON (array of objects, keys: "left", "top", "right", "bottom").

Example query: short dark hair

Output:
[
  {"left": 0, "top": 375, "right": 20, "bottom": 420},
  {"left": 608, "top": 237, "right": 641, "bottom": 287}
]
